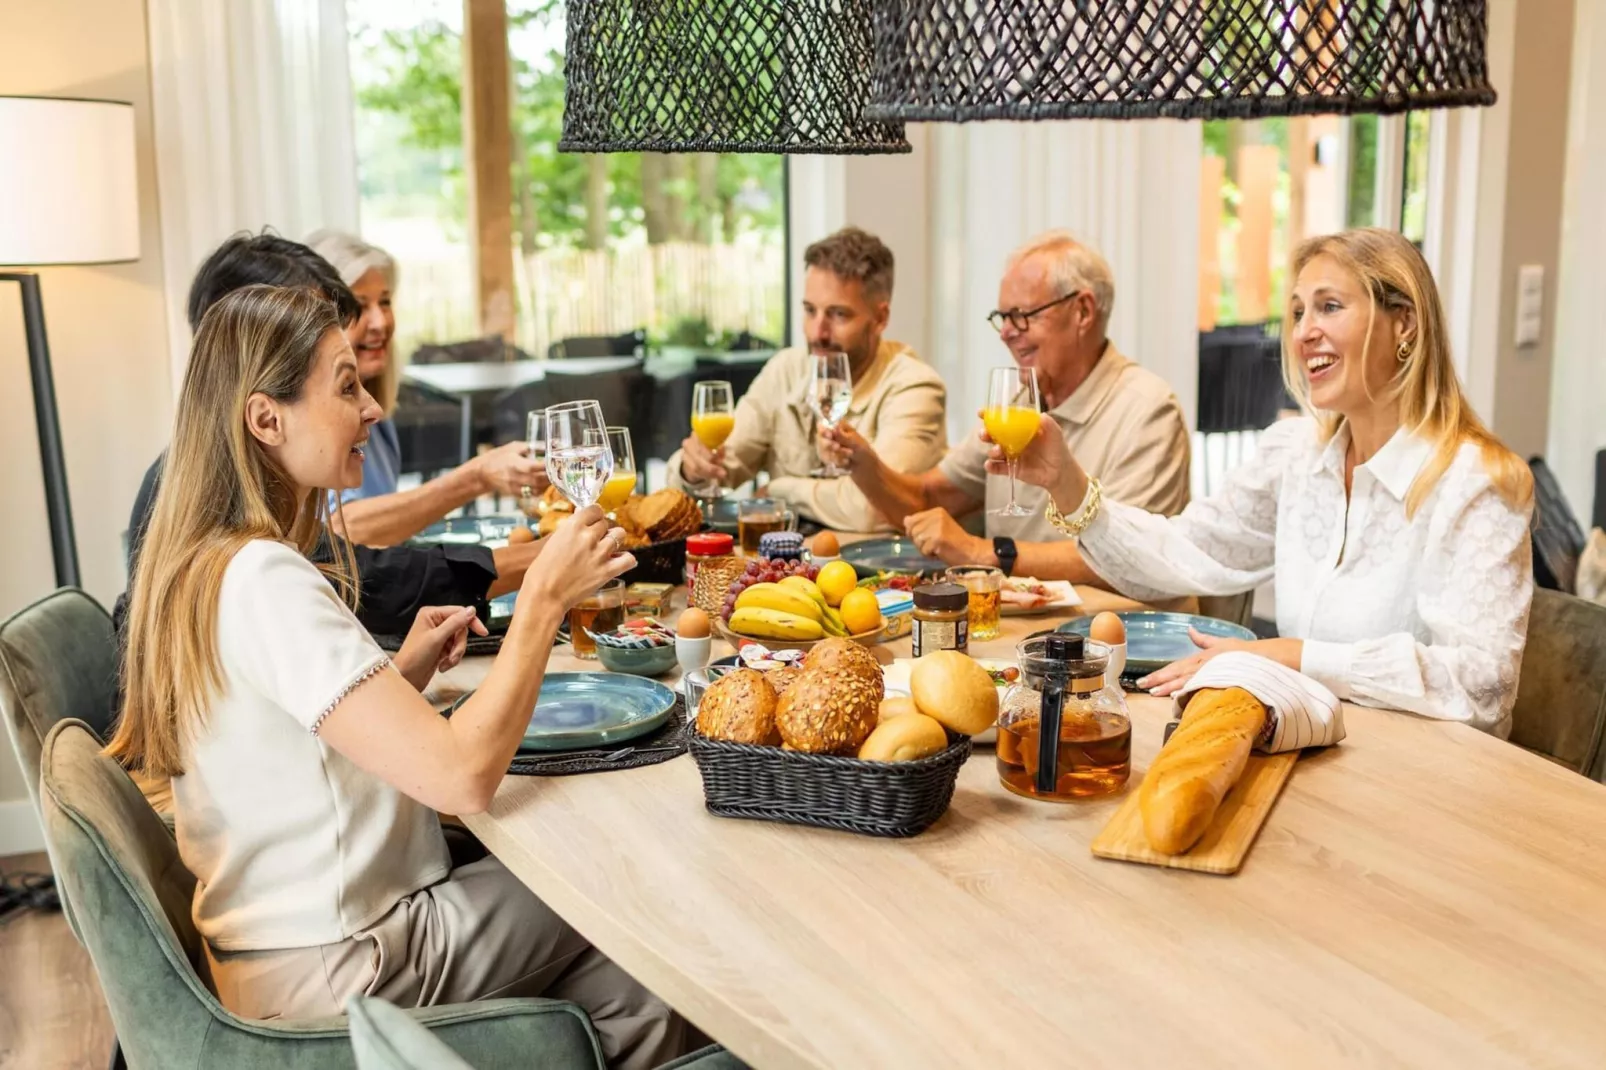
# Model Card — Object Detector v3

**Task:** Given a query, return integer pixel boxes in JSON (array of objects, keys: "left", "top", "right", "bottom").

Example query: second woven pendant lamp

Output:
[
  {"left": 865, "top": 0, "right": 1498, "bottom": 122},
  {"left": 560, "top": 0, "right": 909, "bottom": 154}
]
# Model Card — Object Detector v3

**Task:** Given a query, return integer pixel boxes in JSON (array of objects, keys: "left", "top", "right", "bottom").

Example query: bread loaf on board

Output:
[{"left": 1138, "top": 687, "right": 1267, "bottom": 854}]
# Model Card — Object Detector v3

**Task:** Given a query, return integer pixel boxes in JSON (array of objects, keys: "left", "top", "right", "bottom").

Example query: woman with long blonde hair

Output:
[
  {"left": 304, "top": 228, "right": 546, "bottom": 546},
  {"left": 990, "top": 227, "right": 1534, "bottom": 733},
  {"left": 112, "top": 285, "right": 685, "bottom": 1067}
]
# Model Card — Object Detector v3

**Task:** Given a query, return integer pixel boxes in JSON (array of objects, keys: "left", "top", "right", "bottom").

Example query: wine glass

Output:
[
  {"left": 545, "top": 400, "right": 614, "bottom": 510},
  {"left": 591, "top": 426, "right": 638, "bottom": 519},
  {"left": 983, "top": 366, "right": 1042, "bottom": 517},
  {"left": 521, "top": 409, "right": 547, "bottom": 518},
  {"left": 690, "top": 380, "right": 735, "bottom": 499},
  {"left": 808, "top": 351, "right": 853, "bottom": 477}
]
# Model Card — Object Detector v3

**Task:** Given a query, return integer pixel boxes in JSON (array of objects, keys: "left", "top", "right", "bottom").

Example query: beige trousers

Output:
[{"left": 206, "top": 856, "right": 686, "bottom": 1070}]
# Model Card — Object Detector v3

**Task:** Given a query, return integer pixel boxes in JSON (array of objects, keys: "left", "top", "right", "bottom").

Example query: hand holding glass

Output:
[
  {"left": 690, "top": 380, "right": 735, "bottom": 498},
  {"left": 545, "top": 400, "right": 614, "bottom": 510},
  {"left": 809, "top": 352, "right": 853, "bottom": 477},
  {"left": 984, "top": 366, "right": 1042, "bottom": 517}
]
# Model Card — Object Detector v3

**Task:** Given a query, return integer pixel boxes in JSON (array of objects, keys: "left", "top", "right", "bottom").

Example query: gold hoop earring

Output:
[{"left": 1396, "top": 340, "right": 1413, "bottom": 363}]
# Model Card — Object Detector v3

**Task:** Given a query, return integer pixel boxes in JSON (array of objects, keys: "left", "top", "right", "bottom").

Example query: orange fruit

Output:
[
  {"left": 839, "top": 588, "right": 883, "bottom": 635},
  {"left": 816, "top": 560, "right": 860, "bottom": 607}
]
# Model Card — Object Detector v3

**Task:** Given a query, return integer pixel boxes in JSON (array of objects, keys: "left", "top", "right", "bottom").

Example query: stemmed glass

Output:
[
  {"left": 545, "top": 400, "right": 614, "bottom": 510},
  {"left": 690, "top": 380, "right": 735, "bottom": 499},
  {"left": 808, "top": 351, "right": 853, "bottom": 477},
  {"left": 983, "top": 366, "right": 1042, "bottom": 517},
  {"left": 592, "top": 426, "right": 638, "bottom": 519},
  {"left": 521, "top": 409, "right": 547, "bottom": 517}
]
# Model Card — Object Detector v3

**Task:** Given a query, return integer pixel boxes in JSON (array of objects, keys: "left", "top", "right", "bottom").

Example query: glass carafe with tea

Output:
[{"left": 997, "top": 635, "right": 1131, "bottom": 801}]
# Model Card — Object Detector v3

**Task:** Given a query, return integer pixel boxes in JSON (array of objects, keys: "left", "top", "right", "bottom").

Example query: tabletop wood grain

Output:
[{"left": 442, "top": 589, "right": 1606, "bottom": 1070}]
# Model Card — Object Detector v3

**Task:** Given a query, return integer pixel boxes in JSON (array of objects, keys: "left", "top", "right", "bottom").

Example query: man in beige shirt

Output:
[
  {"left": 667, "top": 227, "right": 946, "bottom": 532},
  {"left": 823, "top": 231, "right": 1190, "bottom": 583}
]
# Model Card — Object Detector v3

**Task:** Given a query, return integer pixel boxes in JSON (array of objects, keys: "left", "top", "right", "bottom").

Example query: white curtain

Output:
[
  {"left": 925, "top": 120, "right": 1202, "bottom": 444},
  {"left": 147, "top": 0, "right": 360, "bottom": 386}
]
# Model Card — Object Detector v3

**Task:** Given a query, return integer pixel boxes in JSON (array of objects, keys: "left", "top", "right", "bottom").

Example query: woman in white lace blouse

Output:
[{"left": 990, "top": 228, "right": 1534, "bottom": 735}]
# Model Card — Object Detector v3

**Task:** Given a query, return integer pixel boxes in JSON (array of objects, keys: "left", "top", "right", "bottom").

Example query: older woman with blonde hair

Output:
[
  {"left": 304, "top": 229, "right": 545, "bottom": 546},
  {"left": 112, "top": 285, "right": 685, "bottom": 1066},
  {"left": 993, "top": 227, "right": 1534, "bottom": 734}
]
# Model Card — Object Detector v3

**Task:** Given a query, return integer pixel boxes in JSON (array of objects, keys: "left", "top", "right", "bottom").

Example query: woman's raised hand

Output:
[{"left": 520, "top": 505, "right": 635, "bottom": 608}]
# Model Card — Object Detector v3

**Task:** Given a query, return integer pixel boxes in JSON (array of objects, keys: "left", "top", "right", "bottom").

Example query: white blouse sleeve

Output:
[
  {"left": 1078, "top": 418, "right": 1308, "bottom": 602},
  {"left": 218, "top": 541, "right": 393, "bottom": 734},
  {"left": 1299, "top": 471, "right": 1534, "bottom": 733}
]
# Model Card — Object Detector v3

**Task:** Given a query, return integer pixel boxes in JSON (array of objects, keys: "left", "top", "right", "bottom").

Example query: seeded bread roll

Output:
[
  {"left": 802, "top": 638, "right": 884, "bottom": 699},
  {"left": 1138, "top": 687, "right": 1267, "bottom": 854},
  {"left": 696, "top": 669, "right": 780, "bottom": 746},
  {"left": 775, "top": 666, "right": 879, "bottom": 754}
]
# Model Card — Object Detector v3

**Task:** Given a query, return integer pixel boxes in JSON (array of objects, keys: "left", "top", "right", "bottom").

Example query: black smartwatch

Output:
[{"left": 993, "top": 536, "right": 1018, "bottom": 576}]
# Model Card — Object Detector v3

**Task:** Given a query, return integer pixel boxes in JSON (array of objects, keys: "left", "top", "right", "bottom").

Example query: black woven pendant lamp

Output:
[
  {"left": 865, "top": 0, "right": 1497, "bottom": 123},
  {"left": 560, "top": 0, "right": 909, "bottom": 154}
]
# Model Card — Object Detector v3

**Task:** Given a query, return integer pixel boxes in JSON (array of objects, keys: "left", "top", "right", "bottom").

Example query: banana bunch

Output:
[{"left": 779, "top": 576, "right": 849, "bottom": 636}]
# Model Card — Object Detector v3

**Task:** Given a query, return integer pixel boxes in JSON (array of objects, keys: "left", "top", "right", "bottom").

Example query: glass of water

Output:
[
  {"left": 809, "top": 351, "right": 852, "bottom": 476},
  {"left": 544, "top": 400, "right": 614, "bottom": 510}
]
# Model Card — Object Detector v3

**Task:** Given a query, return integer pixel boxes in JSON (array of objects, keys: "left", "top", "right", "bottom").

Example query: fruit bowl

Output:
[{"left": 714, "top": 619, "right": 882, "bottom": 652}]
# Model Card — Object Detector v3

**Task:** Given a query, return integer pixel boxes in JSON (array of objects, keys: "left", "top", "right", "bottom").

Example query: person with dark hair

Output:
[
  {"left": 117, "top": 231, "right": 543, "bottom": 639},
  {"left": 665, "top": 225, "right": 948, "bottom": 532}
]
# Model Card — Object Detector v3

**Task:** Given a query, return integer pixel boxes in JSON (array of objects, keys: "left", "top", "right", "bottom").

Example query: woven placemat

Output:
[{"left": 441, "top": 692, "right": 689, "bottom": 777}]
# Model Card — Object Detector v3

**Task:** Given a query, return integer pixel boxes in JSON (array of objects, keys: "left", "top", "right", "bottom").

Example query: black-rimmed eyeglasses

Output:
[{"left": 986, "top": 290, "right": 1080, "bottom": 334}]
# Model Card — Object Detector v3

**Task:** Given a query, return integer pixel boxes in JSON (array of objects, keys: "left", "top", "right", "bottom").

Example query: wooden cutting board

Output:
[{"left": 1090, "top": 751, "right": 1298, "bottom": 875}]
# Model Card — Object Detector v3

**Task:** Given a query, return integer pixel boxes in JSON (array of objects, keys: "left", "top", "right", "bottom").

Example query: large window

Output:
[{"left": 348, "top": 0, "right": 787, "bottom": 362}]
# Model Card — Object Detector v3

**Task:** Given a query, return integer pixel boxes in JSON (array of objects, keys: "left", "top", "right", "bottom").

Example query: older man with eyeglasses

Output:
[{"left": 821, "top": 231, "right": 1190, "bottom": 584}]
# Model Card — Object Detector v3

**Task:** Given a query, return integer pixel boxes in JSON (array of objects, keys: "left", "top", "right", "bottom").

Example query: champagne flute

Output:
[
  {"left": 545, "top": 400, "right": 614, "bottom": 510},
  {"left": 983, "top": 366, "right": 1042, "bottom": 517},
  {"left": 808, "top": 351, "right": 853, "bottom": 477},
  {"left": 592, "top": 426, "right": 638, "bottom": 518},
  {"left": 690, "top": 380, "right": 735, "bottom": 499}
]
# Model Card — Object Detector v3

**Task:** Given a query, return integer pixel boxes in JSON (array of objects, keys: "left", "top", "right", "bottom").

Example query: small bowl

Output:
[
  {"left": 594, "top": 641, "right": 679, "bottom": 677},
  {"left": 675, "top": 634, "right": 712, "bottom": 674}
]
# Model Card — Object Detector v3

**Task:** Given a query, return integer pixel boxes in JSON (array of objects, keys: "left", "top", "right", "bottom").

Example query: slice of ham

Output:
[{"left": 1000, "top": 586, "right": 1051, "bottom": 609}]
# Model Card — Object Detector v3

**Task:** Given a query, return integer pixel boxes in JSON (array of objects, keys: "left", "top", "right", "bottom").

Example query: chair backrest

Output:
[
  {"left": 349, "top": 996, "right": 476, "bottom": 1070},
  {"left": 1509, "top": 588, "right": 1606, "bottom": 781},
  {"left": 0, "top": 588, "right": 120, "bottom": 814},
  {"left": 1529, "top": 456, "right": 1586, "bottom": 593},
  {"left": 548, "top": 329, "right": 646, "bottom": 360},
  {"left": 491, "top": 365, "right": 656, "bottom": 464},
  {"left": 412, "top": 336, "right": 532, "bottom": 365},
  {"left": 393, "top": 378, "right": 470, "bottom": 475}
]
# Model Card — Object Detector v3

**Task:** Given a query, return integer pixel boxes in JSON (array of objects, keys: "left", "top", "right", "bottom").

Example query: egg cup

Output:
[
  {"left": 676, "top": 634, "right": 712, "bottom": 674},
  {"left": 1103, "top": 642, "right": 1127, "bottom": 690}
]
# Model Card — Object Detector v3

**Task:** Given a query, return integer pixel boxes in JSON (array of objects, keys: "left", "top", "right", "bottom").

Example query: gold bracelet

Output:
[{"left": 1044, "top": 477, "right": 1102, "bottom": 537}]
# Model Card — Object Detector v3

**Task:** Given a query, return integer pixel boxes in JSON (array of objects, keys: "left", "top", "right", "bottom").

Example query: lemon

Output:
[
  {"left": 839, "top": 588, "right": 883, "bottom": 635},
  {"left": 816, "top": 560, "right": 860, "bottom": 607}
]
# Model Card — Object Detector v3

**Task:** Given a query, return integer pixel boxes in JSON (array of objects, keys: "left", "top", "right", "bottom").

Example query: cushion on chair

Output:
[
  {"left": 656, "top": 1045, "right": 752, "bottom": 1069},
  {"left": 1509, "top": 589, "right": 1606, "bottom": 782},
  {"left": 349, "top": 996, "right": 475, "bottom": 1069},
  {"left": 38, "top": 719, "right": 609, "bottom": 1070}
]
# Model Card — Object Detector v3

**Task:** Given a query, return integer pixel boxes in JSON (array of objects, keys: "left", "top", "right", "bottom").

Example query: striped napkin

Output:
[{"left": 1173, "top": 651, "right": 1345, "bottom": 753}]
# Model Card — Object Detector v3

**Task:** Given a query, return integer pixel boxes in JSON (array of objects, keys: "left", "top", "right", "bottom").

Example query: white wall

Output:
[
  {"left": 1550, "top": 0, "right": 1606, "bottom": 524},
  {"left": 0, "top": 0, "right": 173, "bottom": 853}
]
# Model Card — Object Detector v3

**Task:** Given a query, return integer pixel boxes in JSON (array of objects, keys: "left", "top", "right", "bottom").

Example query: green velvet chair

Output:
[
  {"left": 0, "top": 587, "right": 121, "bottom": 817},
  {"left": 1509, "top": 588, "right": 1606, "bottom": 781},
  {"left": 37, "top": 718, "right": 620, "bottom": 1069},
  {"left": 346, "top": 997, "right": 748, "bottom": 1070}
]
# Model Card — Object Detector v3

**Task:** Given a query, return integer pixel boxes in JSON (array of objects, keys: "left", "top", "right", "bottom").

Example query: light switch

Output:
[{"left": 1515, "top": 264, "right": 1544, "bottom": 348}]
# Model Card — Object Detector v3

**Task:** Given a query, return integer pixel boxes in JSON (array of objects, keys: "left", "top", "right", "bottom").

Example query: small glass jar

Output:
[
  {"left": 911, "top": 582, "right": 969, "bottom": 657},
  {"left": 686, "top": 532, "right": 740, "bottom": 615},
  {"left": 997, "top": 634, "right": 1130, "bottom": 801},
  {"left": 946, "top": 565, "right": 1003, "bottom": 641}
]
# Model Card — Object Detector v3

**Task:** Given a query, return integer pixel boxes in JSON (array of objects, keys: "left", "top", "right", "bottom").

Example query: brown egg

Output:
[
  {"left": 812, "top": 530, "right": 840, "bottom": 557},
  {"left": 677, "top": 607, "right": 712, "bottom": 639},
  {"left": 1089, "top": 611, "right": 1126, "bottom": 646},
  {"left": 507, "top": 525, "right": 536, "bottom": 544}
]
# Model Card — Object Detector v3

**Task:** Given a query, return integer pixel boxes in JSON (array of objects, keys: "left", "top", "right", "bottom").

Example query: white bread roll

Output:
[
  {"left": 857, "top": 713, "right": 949, "bottom": 762},
  {"left": 1138, "top": 687, "right": 1266, "bottom": 854}
]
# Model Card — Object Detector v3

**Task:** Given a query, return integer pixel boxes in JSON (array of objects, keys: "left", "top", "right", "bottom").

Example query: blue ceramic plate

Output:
[
  {"left": 520, "top": 673, "right": 677, "bottom": 752},
  {"left": 411, "top": 515, "right": 530, "bottom": 547},
  {"left": 839, "top": 536, "right": 947, "bottom": 579},
  {"left": 1057, "top": 612, "right": 1256, "bottom": 674}
]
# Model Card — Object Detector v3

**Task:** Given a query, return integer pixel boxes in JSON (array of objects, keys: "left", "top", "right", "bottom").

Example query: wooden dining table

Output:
[{"left": 434, "top": 584, "right": 1606, "bottom": 1069}]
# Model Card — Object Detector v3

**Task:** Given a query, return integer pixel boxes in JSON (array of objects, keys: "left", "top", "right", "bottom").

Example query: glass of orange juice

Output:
[
  {"left": 691, "top": 380, "right": 735, "bottom": 499},
  {"left": 591, "top": 426, "right": 638, "bottom": 518},
  {"left": 983, "top": 366, "right": 1041, "bottom": 517}
]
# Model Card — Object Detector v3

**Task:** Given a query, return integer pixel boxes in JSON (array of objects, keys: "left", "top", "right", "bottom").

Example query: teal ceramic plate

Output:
[
  {"left": 411, "top": 515, "right": 530, "bottom": 547},
  {"left": 701, "top": 497, "right": 740, "bottom": 535},
  {"left": 839, "top": 536, "right": 946, "bottom": 579},
  {"left": 1056, "top": 612, "right": 1256, "bottom": 674},
  {"left": 519, "top": 672, "right": 677, "bottom": 752}
]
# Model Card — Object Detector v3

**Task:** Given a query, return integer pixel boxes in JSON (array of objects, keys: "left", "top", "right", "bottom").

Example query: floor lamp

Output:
[{"left": 0, "top": 96, "right": 141, "bottom": 589}]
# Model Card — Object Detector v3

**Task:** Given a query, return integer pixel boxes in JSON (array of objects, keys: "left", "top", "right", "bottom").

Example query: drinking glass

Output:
[
  {"left": 545, "top": 400, "right": 614, "bottom": 510},
  {"left": 947, "top": 565, "right": 1004, "bottom": 641},
  {"left": 521, "top": 409, "right": 547, "bottom": 517},
  {"left": 569, "top": 578, "right": 626, "bottom": 660},
  {"left": 983, "top": 366, "right": 1042, "bottom": 517},
  {"left": 690, "top": 380, "right": 735, "bottom": 499},
  {"left": 591, "top": 426, "right": 638, "bottom": 518},
  {"left": 808, "top": 351, "right": 853, "bottom": 477},
  {"left": 737, "top": 497, "right": 797, "bottom": 556}
]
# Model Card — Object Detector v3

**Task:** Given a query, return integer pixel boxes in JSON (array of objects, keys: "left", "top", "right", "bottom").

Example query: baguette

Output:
[{"left": 1138, "top": 687, "right": 1267, "bottom": 855}]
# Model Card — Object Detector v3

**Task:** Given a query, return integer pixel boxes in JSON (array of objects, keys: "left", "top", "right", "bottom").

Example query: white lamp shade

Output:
[{"left": 0, "top": 96, "right": 140, "bottom": 266}]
